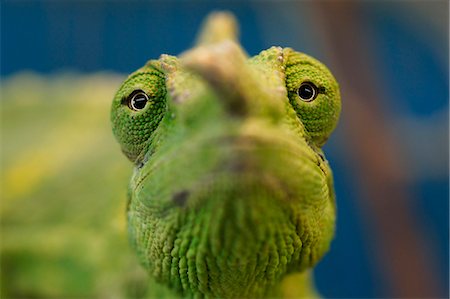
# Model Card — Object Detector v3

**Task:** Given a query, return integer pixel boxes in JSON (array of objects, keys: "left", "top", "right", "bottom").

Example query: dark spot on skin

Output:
[{"left": 173, "top": 190, "right": 190, "bottom": 206}]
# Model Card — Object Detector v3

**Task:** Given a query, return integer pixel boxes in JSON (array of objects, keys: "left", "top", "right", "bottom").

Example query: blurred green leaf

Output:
[{"left": 1, "top": 73, "right": 149, "bottom": 298}]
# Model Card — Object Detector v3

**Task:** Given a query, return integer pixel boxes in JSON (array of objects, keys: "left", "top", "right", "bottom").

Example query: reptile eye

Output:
[
  {"left": 128, "top": 90, "right": 149, "bottom": 111},
  {"left": 297, "top": 82, "right": 318, "bottom": 102}
]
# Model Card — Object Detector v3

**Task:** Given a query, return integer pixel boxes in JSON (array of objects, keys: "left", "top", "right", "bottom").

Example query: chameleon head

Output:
[{"left": 111, "top": 13, "right": 340, "bottom": 298}]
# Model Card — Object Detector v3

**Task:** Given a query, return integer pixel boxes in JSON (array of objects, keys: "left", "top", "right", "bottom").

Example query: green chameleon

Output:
[{"left": 111, "top": 12, "right": 341, "bottom": 299}]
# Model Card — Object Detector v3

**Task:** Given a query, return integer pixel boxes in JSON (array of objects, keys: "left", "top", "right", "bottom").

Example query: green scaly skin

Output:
[{"left": 111, "top": 12, "right": 341, "bottom": 298}]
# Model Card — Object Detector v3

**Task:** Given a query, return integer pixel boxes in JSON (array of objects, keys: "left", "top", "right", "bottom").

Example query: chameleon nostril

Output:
[{"left": 172, "top": 190, "right": 190, "bottom": 207}]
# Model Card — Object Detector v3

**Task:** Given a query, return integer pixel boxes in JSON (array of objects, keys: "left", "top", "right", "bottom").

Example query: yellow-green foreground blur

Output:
[{"left": 1, "top": 73, "right": 154, "bottom": 298}]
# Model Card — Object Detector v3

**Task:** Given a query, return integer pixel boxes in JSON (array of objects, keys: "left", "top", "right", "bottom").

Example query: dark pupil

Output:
[
  {"left": 132, "top": 93, "right": 147, "bottom": 110},
  {"left": 298, "top": 83, "right": 315, "bottom": 100}
]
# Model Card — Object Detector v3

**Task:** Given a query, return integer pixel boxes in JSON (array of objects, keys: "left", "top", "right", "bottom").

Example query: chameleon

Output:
[{"left": 111, "top": 12, "right": 341, "bottom": 299}]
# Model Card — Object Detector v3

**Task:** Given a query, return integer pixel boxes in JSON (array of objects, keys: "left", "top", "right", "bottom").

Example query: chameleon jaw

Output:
[{"left": 127, "top": 128, "right": 335, "bottom": 298}]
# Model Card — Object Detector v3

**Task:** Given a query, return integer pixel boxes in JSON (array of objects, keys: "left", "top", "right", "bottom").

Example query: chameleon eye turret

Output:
[
  {"left": 111, "top": 11, "right": 341, "bottom": 299},
  {"left": 111, "top": 63, "right": 167, "bottom": 162},
  {"left": 285, "top": 49, "right": 341, "bottom": 146}
]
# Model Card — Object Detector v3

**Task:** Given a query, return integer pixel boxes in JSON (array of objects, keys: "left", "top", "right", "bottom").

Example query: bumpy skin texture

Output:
[{"left": 111, "top": 12, "right": 340, "bottom": 299}]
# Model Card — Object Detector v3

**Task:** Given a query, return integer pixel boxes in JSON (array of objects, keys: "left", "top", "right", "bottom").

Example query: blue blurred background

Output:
[{"left": 1, "top": 1, "right": 448, "bottom": 298}]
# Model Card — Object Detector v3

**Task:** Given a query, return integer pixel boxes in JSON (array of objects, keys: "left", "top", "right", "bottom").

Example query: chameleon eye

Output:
[
  {"left": 128, "top": 90, "right": 149, "bottom": 111},
  {"left": 297, "top": 82, "right": 318, "bottom": 102},
  {"left": 111, "top": 65, "right": 167, "bottom": 162}
]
